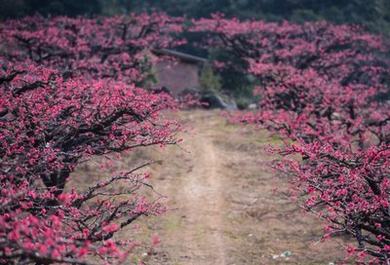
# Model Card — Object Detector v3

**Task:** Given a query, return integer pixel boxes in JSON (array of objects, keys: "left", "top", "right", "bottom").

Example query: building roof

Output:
[{"left": 152, "top": 49, "right": 207, "bottom": 64}]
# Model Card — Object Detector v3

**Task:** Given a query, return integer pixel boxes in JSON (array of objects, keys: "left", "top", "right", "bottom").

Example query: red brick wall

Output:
[{"left": 153, "top": 60, "right": 200, "bottom": 97}]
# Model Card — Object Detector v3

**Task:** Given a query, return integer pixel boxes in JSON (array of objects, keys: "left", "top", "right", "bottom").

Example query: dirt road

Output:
[
  {"left": 180, "top": 125, "right": 226, "bottom": 264},
  {"left": 127, "top": 110, "right": 347, "bottom": 265},
  {"left": 74, "top": 110, "right": 348, "bottom": 264}
]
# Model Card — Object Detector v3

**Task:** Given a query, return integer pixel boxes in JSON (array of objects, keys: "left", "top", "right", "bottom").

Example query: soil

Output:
[
  {"left": 75, "top": 110, "right": 349, "bottom": 265},
  {"left": 131, "top": 110, "right": 349, "bottom": 265}
]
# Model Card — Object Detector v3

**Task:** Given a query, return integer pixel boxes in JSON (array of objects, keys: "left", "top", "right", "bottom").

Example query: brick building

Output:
[{"left": 151, "top": 49, "right": 207, "bottom": 97}]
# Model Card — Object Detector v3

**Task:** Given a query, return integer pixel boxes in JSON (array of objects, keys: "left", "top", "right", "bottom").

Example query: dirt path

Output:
[
  {"left": 140, "top": 111, "right": 229, "bottom": 265},
  {"left": 123, "top": 111, "right": 348, "bottom": 264},
  {"left": 179, "top": 123, "right": 226, "bottom": 264}
]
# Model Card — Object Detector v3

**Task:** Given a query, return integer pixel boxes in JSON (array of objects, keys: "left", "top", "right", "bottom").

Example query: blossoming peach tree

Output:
[
  {"left": 0, "top": 13, "right": 183, "bottom": 264},
  {"left": 193, "top": 15, "right": 390, "bottom": 263}
]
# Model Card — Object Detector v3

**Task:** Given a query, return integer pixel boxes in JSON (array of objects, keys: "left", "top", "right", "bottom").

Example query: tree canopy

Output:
[{"left": 1, "top": 0, "right": 390, "bottom": 35}]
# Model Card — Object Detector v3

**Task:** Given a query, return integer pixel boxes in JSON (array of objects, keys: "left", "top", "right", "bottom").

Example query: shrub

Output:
[
  {"left": 193, "top": 15, "right": 390, "bottom": 263},
  {"left": 0, "top": 13, "right": 183, "bottom": 264}
]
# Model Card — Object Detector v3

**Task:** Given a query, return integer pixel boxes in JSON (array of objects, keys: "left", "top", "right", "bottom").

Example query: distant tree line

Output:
[
  {"left": 0, "top": 0, "right": 100, "bottom": 18},
  {"left": 1, "top": 0, "right": 390, "bottom": 35}
]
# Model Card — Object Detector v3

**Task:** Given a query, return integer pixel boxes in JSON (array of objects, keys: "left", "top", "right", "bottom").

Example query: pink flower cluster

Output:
[
  {"left": 193, "top": 16, "right": 390, "bottom": 263},
  {"left": 0, "top": 13, "right": 182, "bottom": 264}
]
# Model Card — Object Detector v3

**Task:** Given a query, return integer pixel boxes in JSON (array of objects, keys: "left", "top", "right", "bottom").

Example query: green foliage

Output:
[
  {"left": 0, "top": 0, "right": 101, "bottom": 19},
  {"left": 235, "top": 95, "right": 250, "bottom": 110},
  {"left": 207, "top": 48, "right": 255, "bottom": 100},
  {"left": 126, "top": 0, "right": 390, "bottom": 36},
  {"left": 137, "top": 55, "right": 158, "bottom": 87},
  {"left": 2, "top": 0, "right": 390, "bottom": 36},
  {"left": 199, "top": 64, "right": 222, "bottom": 92}
]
